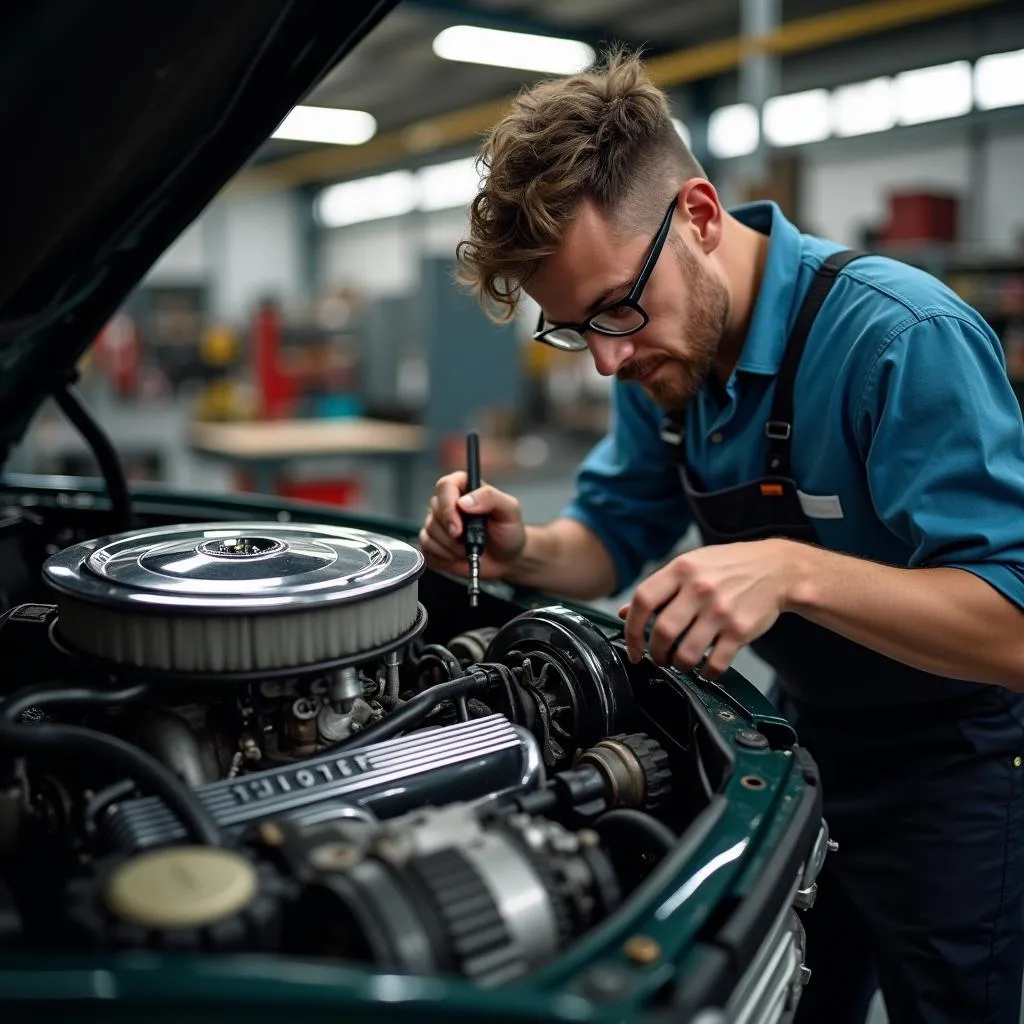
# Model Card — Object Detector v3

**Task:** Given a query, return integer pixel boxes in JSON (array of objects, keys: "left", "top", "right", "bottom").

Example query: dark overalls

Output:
[{"left": 660, "top": 251, "right": 1024, "bottom": 1024}]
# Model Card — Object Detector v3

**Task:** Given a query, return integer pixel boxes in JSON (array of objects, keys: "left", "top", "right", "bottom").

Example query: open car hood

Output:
[{"left": 0, "top": 0, "right": 399, "bottom": 466}]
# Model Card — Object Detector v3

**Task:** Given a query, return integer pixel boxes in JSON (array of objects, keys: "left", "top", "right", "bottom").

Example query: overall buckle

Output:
[{"left": 765, "top": 420, "right": 792, "bottom": 440}]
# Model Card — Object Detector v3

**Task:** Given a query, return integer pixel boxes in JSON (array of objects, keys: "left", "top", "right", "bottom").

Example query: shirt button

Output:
[{"left": 710, "top": 432, "right": 724, "bottom": 444}]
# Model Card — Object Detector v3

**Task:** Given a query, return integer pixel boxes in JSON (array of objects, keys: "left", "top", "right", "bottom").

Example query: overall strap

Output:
[{"left": 765, "top": 248, "right": 867, "bottom": 476}]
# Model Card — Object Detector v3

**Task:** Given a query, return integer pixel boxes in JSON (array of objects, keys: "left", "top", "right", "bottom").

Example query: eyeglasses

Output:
[{"left": 532, "top": 197, "right": 677, "bottom": 352}]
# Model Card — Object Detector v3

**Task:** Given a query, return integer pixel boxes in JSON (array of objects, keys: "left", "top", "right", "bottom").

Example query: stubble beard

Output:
[{"left": 619, "top": 241, "right": 730, "bottom": 410}]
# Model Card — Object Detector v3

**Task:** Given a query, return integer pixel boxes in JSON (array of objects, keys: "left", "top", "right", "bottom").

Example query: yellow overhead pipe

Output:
[{"left": 239, "top": 0, "right": 998, "bottom": 193}]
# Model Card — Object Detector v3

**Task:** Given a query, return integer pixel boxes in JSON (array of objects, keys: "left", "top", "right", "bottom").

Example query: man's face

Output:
[{"left": 526, "top": 198, "right": 729, "bottom": 408}]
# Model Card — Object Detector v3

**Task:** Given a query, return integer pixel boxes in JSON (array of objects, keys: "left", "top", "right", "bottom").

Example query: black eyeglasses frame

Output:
[{"left": 532, "top": 197, "right": 678, "bottom": 352}]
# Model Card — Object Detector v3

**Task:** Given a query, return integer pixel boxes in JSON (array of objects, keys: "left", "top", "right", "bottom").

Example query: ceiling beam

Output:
[{"left": 236, "top": 0, "right": 1000, "bottom": 194}]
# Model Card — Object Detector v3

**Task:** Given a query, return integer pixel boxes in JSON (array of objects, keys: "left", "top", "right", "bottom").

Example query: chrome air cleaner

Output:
[{"left": 42, "top": 522, "right": 425, "bottom": 678}]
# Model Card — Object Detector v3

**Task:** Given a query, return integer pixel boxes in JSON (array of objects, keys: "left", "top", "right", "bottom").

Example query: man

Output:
[{"left": 419, "top": 50, "right": 1024, "bottom": 1024}]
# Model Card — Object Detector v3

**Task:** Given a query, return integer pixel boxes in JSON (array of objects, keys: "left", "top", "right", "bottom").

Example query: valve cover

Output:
[{"left": 102, "top": 714, "right": 543, "bottom": 852}]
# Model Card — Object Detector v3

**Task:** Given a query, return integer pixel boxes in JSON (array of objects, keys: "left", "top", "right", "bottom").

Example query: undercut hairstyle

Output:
[{"left": 456, "top": 48, "right": 706, "bottom": 322}]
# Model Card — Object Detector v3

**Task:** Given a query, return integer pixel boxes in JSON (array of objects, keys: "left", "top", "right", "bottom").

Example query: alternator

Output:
[{"left": 255, "top": 802, "right": 621, "bottom": 986}]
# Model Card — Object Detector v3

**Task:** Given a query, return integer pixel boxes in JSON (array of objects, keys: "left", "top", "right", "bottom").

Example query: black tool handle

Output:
[
  {"left": 464, "top": 434, "right": 487, "bottom": 545},
  {"left": 466, "top": 432, "right": 482, "bottom": 493}
]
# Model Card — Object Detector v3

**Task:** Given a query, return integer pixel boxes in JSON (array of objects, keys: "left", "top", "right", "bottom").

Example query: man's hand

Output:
[
  {"left": 419, "top": 471, "right": 527, "bottom": 581},
  {"left": 618, "top": 539, "right": 799, "bottom": 678}
]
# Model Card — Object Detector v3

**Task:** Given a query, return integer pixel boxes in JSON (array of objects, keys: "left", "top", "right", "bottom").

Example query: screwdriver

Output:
[{"left": 464, "top": 431, "right": 486, "bottom": 607}]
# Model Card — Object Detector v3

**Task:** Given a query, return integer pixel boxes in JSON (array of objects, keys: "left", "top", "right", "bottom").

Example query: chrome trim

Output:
[
  {"left": 722, "top": 871, "right": 807, "bottom": 1024},
  {"left": 511, "top": 725, "right": 546, "bottom": 791},
  {"left": 43, "top": 521, "right": 424, "bottom": 611}
]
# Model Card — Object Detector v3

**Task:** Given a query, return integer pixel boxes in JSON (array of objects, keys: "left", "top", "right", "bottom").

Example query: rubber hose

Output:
[
  {"left": 0, "top": 682, "right": 151, "bottom": 724},
  {"left": 0, "top": 720, "right": 220, "bottom": 847},
  {"left": 416, "top": 646, "right": 470, "bottom": 721},
  {"left": 328, "top": 671, "right": 491, "bottom": 752},
  {"left": 592, "top": 808, "right": 678, "bottom": 857},
  {"left": 418, "top": 644, "right": 463, "bottom": 681}
]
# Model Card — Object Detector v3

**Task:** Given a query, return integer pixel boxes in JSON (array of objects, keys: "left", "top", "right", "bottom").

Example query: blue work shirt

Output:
[{"left": 563, "top": 201, "right": 1024, "bottom": 705}]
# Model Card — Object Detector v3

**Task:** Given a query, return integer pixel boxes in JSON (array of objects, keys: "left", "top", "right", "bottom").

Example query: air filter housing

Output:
[{"left": 42, "top": 522, "right": 425, "bottom": 677}]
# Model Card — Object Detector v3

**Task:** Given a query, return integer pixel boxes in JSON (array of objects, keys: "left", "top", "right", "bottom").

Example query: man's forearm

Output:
[
  {"left": 505, "top": 518, "right": 617, "bottom": 600},
  {"left": 785, "top": 543, "right": 1024, "bottom": 690}
]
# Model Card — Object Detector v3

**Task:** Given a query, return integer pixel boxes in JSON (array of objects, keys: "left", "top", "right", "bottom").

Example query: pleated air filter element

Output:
[{"left": 43, "top": 522, "right": 425, "bottom": 676}]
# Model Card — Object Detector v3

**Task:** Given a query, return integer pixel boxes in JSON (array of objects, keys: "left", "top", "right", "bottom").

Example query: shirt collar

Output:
[{"left": 728, "top": 200, "right": 804, "bottom": 376}]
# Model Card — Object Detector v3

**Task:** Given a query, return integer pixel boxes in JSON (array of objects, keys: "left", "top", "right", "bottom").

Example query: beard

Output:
[{"left": 617, "top": 240, "right": 729, "bottom": 409}]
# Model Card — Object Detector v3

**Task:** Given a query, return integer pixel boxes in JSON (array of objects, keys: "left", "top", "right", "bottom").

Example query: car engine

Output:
[{"left": 0, "top": 518, "right": 699, "bottom": 986}]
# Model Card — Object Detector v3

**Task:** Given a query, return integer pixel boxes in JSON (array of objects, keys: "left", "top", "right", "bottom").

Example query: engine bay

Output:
[{"left": 0, "top": 499, "right": 820, "bottom": 1011}]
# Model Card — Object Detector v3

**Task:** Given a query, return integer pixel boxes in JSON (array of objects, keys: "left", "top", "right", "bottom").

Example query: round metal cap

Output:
[
  {"left": 43, "top": 521, "right": 424, "bottom": 613},
  {"left": 104, "top": 846, "right": 257, "bottom": 928}
]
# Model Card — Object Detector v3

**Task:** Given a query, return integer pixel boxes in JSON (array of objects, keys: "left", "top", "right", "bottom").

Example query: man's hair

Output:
[{"left": 456, "top": 48, "right": 705, "bottom": 322}]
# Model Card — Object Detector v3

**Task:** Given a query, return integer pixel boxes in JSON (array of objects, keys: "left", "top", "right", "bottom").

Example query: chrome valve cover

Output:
[{"left": 102, "top": 714, "right": 544, "bottom": 852}]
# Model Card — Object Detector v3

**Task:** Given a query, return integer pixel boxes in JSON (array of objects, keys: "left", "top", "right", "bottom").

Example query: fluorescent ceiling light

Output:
[
  {"left": 830, "top": 77, "right": 896, "bottom": 137},
  {"left": 316, "top": 158, "right": 482, "bottom": 227},
  {"left": 272, "top": 105, "right": 377, "bottom": 146},
  {"left": 417, "top": 157, "right": 480, "bottom": 212},
  {"left": 763, "top": 89, "right": 830, "bottom": 147},
  {"left": 432, "top": 25, "right": 594, "bottom": 75},
  {"left": 315, "top": 170, "right": 418, "bottom": 228},
  {"left": 975, "top": 48, "right": 1024, "bottom": 110},
  {"left": 894, "top": 61, "right": 972, "bottom": 125},
  {"left": 671, "top": 117, "right": 692, "bottom": 149},
  {"left": 707, "top": 103, "right": 759, "bottom": 159}
]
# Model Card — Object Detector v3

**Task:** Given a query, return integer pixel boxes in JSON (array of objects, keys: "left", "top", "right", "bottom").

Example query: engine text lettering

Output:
[
  {"left": 226, "top": 752, "right": 376, "bottom": 806},
  {"left": 252, "top": 778, "right": 275, "bottom": 799},
  {"left": 332, "top": 754, "right": 372, "bottom": 777}
]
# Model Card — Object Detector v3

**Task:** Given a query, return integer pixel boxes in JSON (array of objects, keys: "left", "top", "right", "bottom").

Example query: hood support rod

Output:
[{"left": 52, "top": 376, "right": 133, "bottom": 534}]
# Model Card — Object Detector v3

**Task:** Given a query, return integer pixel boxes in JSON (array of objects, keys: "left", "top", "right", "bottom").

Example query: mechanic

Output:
[{"left": 419, "top": 49, "right": 1024, "bottom": 1024}]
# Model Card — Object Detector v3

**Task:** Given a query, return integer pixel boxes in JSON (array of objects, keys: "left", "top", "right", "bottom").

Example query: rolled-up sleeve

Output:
[
  {"left": 857, "top": 312, "right": 1024, "bottom": 610},
  {"left": 561, "top": 381, "right": 693, "bottom": 594}
]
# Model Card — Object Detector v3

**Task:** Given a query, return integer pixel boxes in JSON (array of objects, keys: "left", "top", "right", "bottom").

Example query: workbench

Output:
[{"left": 190, "top": 418, "right": 427, "bottom": 521}]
